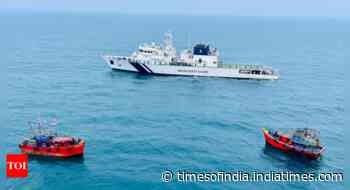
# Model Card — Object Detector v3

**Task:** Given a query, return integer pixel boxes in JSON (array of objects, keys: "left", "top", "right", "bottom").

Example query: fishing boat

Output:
[
  {"left": 262, "top": 128, "right": 324, "bottom": 159},
  {"left": 19, "top": 119, "right": 85, "bottom": 158}
]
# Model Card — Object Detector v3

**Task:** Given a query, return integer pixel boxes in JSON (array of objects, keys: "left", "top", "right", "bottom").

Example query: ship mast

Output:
[
  {"left": 163, "top": 32, "right": 176, "bottom": 57},
  {"left": 164, "top": 32, "right": 173, "bottom": 49}
]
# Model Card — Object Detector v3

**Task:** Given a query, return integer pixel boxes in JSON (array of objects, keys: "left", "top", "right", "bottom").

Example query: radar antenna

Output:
[
  {"left": 163, "top": 31, "right": 176, "bottom": 57},
  {"left": 164, "top": 31, "right": 174, "bottom": 49}
]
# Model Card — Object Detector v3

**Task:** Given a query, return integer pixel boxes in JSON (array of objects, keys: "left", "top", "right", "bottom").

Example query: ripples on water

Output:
[{"left": 1, "top": 12, "right": 348, "bottom": 190}]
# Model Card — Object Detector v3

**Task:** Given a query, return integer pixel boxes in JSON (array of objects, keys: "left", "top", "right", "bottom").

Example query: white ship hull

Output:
[
  {"left": 103, "top": 55, "right": 279, "bottom": 80},
  {"left": 103, "top": 55, "right": 137, "bottom": 72},
  {"left": 144, "top": 64, "right": 279, "bottom": 80}
]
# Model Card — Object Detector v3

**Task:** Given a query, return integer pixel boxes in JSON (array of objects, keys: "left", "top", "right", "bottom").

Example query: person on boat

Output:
[
  {"left": 316, "top": 139, "right": 320, "bottom": 147},
  {"left": 272, "top": 131, "right": 279, "bottom": 138}
]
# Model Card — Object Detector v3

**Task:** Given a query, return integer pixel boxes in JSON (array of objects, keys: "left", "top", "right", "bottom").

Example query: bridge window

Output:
[
  {"left": 251, "top": 70, "right": 261, "bottom": 75},
  {"left": 239, "top": 70, "right": 251, "bottom": 74},
  {"left": 140, "top": 49, "right": 153, "bottom": 54},
  {"left": 193, "top": 44, "right": 210, "bottom": 55}
]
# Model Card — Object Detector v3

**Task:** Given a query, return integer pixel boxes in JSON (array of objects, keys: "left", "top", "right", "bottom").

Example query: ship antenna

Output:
[
  {"left": 37, "top": 116, "right": 43, "bottom": 135},
  {"left": 49, "top": 118, "right": 58, "bottom": 136},
  {"left": 187, "top": 32, "right": 191, "bottom": 49},
  {"left": 28, "top": 121, "right": 35, "bottom": 137},
  {"left": 164, "top": 31, "right": 173, "bottom": 49}
]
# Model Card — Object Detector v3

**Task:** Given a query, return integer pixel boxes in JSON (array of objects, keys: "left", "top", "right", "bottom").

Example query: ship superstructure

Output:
[{"left": 103, "top": 32, "right": 279, "bottom": 80}]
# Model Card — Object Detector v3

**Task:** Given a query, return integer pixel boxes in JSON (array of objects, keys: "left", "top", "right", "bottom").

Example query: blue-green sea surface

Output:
[{"left": 1, "top": 12, "right": 347, "bottom": 190}]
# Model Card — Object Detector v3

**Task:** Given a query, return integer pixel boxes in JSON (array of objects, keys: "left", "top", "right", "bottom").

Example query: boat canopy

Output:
[
  {"left": 290, "top": 128, "right": 320, "bottom": 146},
  {"left": 274, "top": 128, "right": 320, "bottom": 147},
  {"left": 33, "top": 135, "right": 50, "bottom": 143},
  {"left": 52, "top": 137, "right": 74, "bottom": 143}
]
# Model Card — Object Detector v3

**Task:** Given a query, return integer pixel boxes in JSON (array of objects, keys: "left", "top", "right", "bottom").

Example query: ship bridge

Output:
[{"left": 193, "top": 44, "right": 210, "bottom": 55}]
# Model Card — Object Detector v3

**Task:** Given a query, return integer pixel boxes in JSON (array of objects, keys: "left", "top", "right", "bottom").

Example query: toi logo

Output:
[{"left": 6, "top": 154, "right": 28, "bottom": 178}]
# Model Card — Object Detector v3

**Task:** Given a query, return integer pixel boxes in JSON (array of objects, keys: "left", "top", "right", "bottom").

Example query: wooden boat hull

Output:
[
  {"left": 19, "top": 140, "right": 85, "bottom": 158},
  {"left": 262, "top": 128, "right": 323, "bottom": 159}
]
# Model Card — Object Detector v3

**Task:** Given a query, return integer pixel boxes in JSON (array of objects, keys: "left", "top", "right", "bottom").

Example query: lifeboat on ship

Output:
[
  {"left": 262, "top": 128, "right": 324, "bottom": 159},
  {"left": 19, "top": 119, "right": 85, "bottom": 158}
]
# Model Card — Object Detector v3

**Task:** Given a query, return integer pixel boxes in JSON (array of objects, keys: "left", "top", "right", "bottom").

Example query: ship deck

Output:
[{"left": 218, "top": 63, "right": 265, "bottom": 70}]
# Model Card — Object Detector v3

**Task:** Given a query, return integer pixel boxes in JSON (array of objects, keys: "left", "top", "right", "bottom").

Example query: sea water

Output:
[{"left": 0, "top": 12, "right": 348, "bottom": 190}]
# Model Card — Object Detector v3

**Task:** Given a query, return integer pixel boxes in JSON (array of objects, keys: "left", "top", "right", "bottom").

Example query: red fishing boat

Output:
[
  {"left": 262, "top": 128, "right": 324, "bottom": 159},
  {"left": 19, "top": 119, "right": 85, "bottom": 158}
]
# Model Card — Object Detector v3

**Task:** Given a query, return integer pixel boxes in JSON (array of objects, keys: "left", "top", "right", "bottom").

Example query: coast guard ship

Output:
[{"left": 102, "top": 32, "right": 279, "bottom": 80}]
